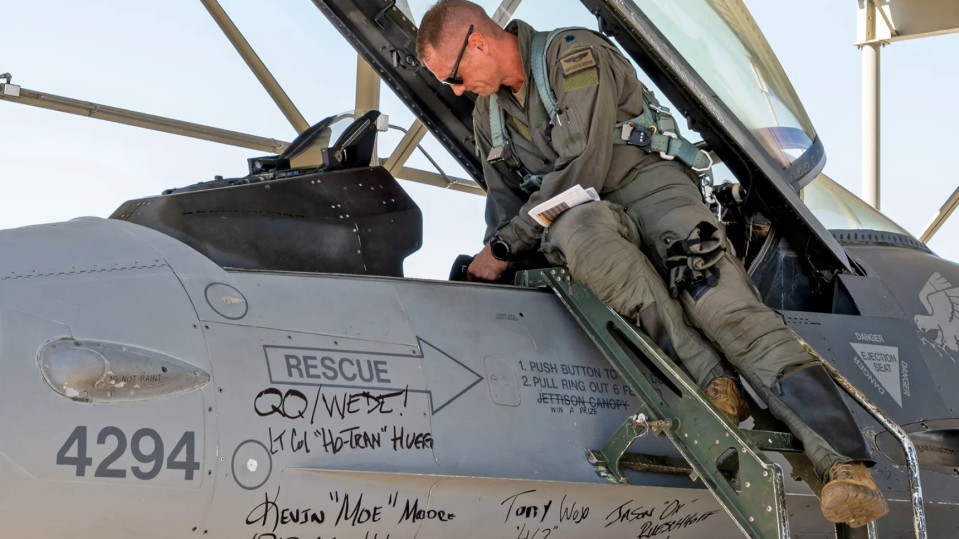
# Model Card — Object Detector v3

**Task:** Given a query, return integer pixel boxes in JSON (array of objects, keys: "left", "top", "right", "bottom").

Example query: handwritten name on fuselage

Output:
[
  {"left": 247, "top": 487, "right": 326, "bottom": 533},
  {"left": 500, "top": 490, "right": 589, "bottom": 525},
  {"left": 268, "top": 425, "right": 432, "bottom": 455},
  {"left": 603, "top": 498, "right": 720, "bottom": 538},
  {"left": 254, "top": 387, "right": 409, "bottom": 424},
  {"left": 245, "top": 487, "right": 454, "bottom": 539}
]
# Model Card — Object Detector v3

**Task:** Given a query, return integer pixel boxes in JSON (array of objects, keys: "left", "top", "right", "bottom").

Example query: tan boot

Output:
[
  {"left": 820, "top": 461, "right": 889, "bottom": 528},
  {"left": 705, "top": 377, "right": 750, "bottom": 424}
]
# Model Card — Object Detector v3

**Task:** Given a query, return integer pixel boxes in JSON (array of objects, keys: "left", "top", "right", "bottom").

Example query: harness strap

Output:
[
  {"left": 529, "top": 28, "right": 579, "bottom": 120},
  {"left": 489, "top": 94, "right": 507, "bottom": 150},
  {"left": 613, "top": 118, "right": 712, "bottom": 170},
  {"left": 487, "top": 27, "right": 713, "bottom": 187},
  {"left": 487, "top": 93, "right": 530, "bottom": 177},
  {"left": 488, "top": 26, "right": 582, "bottom": 151}
]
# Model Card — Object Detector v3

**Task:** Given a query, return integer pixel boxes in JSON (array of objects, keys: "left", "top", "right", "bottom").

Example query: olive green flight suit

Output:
[
  {"left": 474, "top": 22, "right": 730, "bottom": 390},
  {"left": 474, "top": 20, "right": 853, "bottom": 479}
]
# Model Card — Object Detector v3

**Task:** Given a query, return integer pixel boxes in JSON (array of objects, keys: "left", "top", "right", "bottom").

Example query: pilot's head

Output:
[{"left": 416, "top": 0, "right": 522, "bottom": 97}]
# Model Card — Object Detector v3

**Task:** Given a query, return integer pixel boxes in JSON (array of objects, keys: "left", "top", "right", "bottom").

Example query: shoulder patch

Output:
[
  {"left": 559, "top": 47, "right": 598, "bottom": 78},
  {"left": 562, "top": 68, "right": 599, "bottom": 92}
]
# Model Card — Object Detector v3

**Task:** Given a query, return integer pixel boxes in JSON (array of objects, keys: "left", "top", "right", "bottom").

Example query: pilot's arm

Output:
[{"left": 492, "top": 30, "right": 628, "bottom": 255}]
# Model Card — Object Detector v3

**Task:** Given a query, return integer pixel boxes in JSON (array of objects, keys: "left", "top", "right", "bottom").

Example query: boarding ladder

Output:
[{"left": 516, "top": 268, "right": 927, "bottom": 539}]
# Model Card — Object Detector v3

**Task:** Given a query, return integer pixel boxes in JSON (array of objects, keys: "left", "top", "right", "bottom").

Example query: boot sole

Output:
[{"left": 820, "top": 482, "right": 890, "bottom": 528}]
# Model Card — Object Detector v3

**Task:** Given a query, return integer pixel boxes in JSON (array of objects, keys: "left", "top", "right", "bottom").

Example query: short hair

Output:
[{"left": 416, "top": 0, "right": 495, "bottom": 61}]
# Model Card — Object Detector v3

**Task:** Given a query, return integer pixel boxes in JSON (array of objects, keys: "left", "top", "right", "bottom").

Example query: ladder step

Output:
[
  {"left": 745, "top": 430, "right": 803, "bottom": 453},
  {"left": 588, "top": 450, "right": 693, "bottom": 476},
  {"left": 587, "top": 429, "right": 803, "bottom": 483}
]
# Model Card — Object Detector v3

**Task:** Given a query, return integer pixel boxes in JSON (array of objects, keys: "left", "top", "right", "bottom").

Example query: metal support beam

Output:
[
  {"left": 0, "top": 85, "right": 289, "bottom": 153},
  {"left": 355, "top": 56, "right": 381, "bottom": 114},
  {"left": 391, "top": 166, "right": 484, "bottom": 195},
  {"left": 200, "top": 0, "right": 310, "bottom": 134},
  {"left": 355, "top": 56, "right": 382, "bottom": 165},
  {"left": 870, "top": 0, "right": 898, "bottom": 38},
  {"left": 860, "top": 0, "right": 881, "bottom": 209},
  {"left": 492, "top": 0, "right": 523, "bottom": 27},
  {"left": 920, "top": 185, "right": 959, "bottom": 244},
  {"left": 862, "top": 43, "right": 880, "bottom": 209},
  {"left": 387, "top": 119, "right": 427, "bottom": 172},
  {"left": 855, "top": 0, "right": 959, "bottom": 45},
  {"left": 383, "top": 121, "right": 428, "bottom": 175},
  {"left": 0, "top": 80, "right": 483, "bottom": 196}
]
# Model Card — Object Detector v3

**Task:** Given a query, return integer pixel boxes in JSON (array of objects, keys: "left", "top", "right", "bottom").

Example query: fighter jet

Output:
[{"left": 0, "top": 1, "right": 953, "bottom": 538}]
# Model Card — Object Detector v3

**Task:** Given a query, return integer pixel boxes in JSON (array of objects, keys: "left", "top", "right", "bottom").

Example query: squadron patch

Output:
[
  {"left": 559, "top": 47, "right": 598, "bottom": 78},
  {"left": 563, "top": 69, "right": 598, "bottom": 92}
]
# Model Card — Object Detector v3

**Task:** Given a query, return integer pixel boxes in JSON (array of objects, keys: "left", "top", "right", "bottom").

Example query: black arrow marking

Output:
[{"left": 261, "top": 336, "right": 482, "bottom": 415}]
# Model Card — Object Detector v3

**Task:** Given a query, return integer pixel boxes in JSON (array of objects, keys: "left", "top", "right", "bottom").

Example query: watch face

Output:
[{"left": 491, "top": 239, "right": 510, "bottom": 260}]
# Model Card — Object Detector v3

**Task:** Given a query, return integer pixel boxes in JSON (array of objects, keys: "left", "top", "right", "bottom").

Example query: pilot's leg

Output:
[
  {"left": 617, "top": 160, "right": 889, "bottom": 528},
  {"left": 542, "top": 201, "right": 747, "bottom": 422}
]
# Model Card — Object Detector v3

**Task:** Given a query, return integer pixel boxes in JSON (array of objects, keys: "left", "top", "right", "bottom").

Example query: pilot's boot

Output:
[
  {"left": 705, "top": 377, "right": 750, "bottom": 424},
  {"left": 761, "top": 363, "right": 887, "bottom": 527},
  {"left": 820, "top": 461, "right": 889, "bottom": 528}
]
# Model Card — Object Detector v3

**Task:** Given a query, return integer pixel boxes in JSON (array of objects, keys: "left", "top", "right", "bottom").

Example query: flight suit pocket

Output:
[{"left": 552, "top": 104, "right": 588, "bottom": 165}]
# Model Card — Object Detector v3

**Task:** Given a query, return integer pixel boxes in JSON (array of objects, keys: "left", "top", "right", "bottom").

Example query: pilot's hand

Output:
[{"left": 467, "top": 243, "right": 509, "bottom": 282}]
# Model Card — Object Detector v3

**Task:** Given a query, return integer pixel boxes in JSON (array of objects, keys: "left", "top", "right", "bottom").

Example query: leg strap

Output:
[{"left": 664, "top": 221, "right": 726, "bottom": 299}]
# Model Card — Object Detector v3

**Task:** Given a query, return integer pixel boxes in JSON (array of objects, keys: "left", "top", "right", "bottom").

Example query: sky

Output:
[{"left": 1, "top": 0, "right": 958, "bottom": 280}]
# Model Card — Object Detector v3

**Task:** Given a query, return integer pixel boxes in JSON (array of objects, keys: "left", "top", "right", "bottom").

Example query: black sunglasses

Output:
[{"left": 441, "top": 24, "right": 474, "bottom": 86}]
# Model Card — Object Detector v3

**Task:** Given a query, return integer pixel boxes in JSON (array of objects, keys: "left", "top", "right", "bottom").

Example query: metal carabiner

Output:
[{"left": 649, "top": 103, "right": 672, "bottom": 116}]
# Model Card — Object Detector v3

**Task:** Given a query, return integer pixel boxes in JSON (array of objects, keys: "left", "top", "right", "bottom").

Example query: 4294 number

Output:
[{"left": 56, "top": 426, "right": 200, "bottom": 480}]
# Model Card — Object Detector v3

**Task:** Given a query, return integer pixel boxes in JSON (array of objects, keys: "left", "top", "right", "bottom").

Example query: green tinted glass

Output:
[
  {"left": 637, "top": 0, "right": 816, "bottom": 167},
  {"left": 803, "top": 174, "right": 911, "bottom": 236}
]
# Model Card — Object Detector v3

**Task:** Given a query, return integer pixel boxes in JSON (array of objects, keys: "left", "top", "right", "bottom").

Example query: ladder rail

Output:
[
  {"left": 818, "top": 360, "right": 927, "bottom": 539},
  {"left": 525, "top": 268, "right": 791, "bottom": 539}
]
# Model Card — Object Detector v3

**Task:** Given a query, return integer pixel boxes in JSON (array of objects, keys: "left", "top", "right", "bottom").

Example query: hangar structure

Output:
[
  {"left": 0, "top": 0, "right": 481, "bottom": 195},
  {"left": 856, "top": 0, "right": 959, "bottom": 241}
]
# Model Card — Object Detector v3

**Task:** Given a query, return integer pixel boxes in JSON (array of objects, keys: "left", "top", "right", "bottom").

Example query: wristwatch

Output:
[{"left": 489, "top": 235, "right": 512, "bottom": 261}]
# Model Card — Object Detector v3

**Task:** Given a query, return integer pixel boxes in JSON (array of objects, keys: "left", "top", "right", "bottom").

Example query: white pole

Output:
[{"left": 862, "top": 42, "right": 881, "bottom": 209}]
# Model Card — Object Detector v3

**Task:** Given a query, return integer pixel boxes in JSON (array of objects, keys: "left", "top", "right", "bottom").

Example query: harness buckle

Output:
[
  {"left": 621, "top": 122, "right": 653, "bottom": 148},
  {"left": 487, "top": 143, "right": 510, "bottom": 164},
  {"left": 692, "top": 149, "right": 714, "bottom": 173},
  {"left": 520, "top": 174, "right": 544, "bottom": 193},
  {"left": 659, "top": 132, "right": 678, "bottom": 161}
]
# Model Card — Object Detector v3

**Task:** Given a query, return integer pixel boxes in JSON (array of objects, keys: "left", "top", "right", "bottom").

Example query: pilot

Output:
[{"left": 416, "top": 0, "right": 888, "bottom": 528}]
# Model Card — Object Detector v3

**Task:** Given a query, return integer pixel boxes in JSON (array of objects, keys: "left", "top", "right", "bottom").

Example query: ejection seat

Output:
[{"left": 110, "top": 110, "right": 422, "bottom": 278}]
